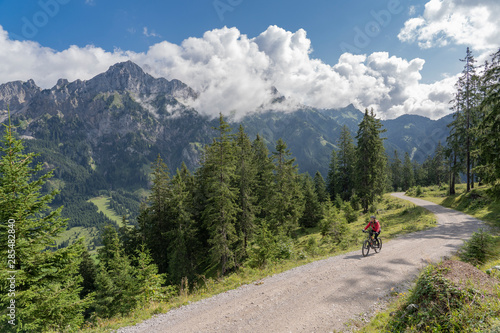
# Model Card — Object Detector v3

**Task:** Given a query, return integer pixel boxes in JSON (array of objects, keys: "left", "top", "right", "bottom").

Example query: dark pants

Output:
[{"left": 369, "top": 229, "right": 380, "bottom": 240}]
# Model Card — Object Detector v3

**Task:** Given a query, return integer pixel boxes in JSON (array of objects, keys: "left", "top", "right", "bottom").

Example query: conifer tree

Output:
[
  {"left": 326, "top": 148, "right": 338, "bottom": 200},
  {"left": 447, "top": 87, "right": 466, "bottom": 195},
  {"left": 313, "top": 171, "right": 328, "bottom": 203},
  {"left": 477, "top": 48, "right": 500, "bottom": 196},
  {"left": 336, "top": 125, "right": 356, "bottom": 201},
  {"left": 390, "top": 150, "right": 402, "bottom": 191},
  {"left": 450, "top": 48, "right": 480, "bottom": 192},
  {"left": 252, "top": 135, "right": 275, "bottom": 222},
  {"left": 202, "top": 114, "right": 239, "bottom": 275},
  {"left": 78, "top": 248, "right": 97, "bottom": 299},
  {"left": 402, "top": 152, "right": 415, "bottom": 190},
  {"left": 138, "top": 155, "right": 171, "bottom": 273},
  {"left": 270, "top": 138, "right": 304, "bottom": 235},
  {"left": 233, "top": 125, "right": 257, "bottom": 258},
  {"left": 318, "top": 200, "right": 347, "bottom": 243},
  {"left": 94, "top": 226, "right": 139, "bottom": 318},
  {"left": 134, "top": 244, "right": 169, "bottom": 306},
  {"left": 354, "top": 109, "right": 387, "bottom": 213},
  {"left": 0, "top": 118, "right": 91, "bottom": 332},
  {"left": 299, "top": 174, "right": 322, "bottom": 228},
  {"left": 429, "top": 142, "right": 447, "bottom": 185},
  {"left": 412, "top": 160, "right": 426, "bottom": 187},
  {"left": 166, "top": 164, "right": 199, "bottom": 283}
]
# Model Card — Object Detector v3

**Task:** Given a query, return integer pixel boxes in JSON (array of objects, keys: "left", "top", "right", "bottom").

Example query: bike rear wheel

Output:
[
  {"left": 377, "top": 238, "right": 382, "bottom": 251},
  {"left": 362, "top": 240, "right": 370, "bottom": 257}
]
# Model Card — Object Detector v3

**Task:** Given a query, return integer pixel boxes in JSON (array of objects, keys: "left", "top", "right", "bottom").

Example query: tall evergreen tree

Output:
[
  {"left": 233, "top": 125, "right": 257, "bottom": 259},
  {"left": 336, "top": 125, "right": 356, "bottom": 201},
  {"left": 252, "top": 135, "right": 275, "bottom": 222},
  {"left": 299, "top": 174, "right": 322, "bottom": 228},
  {"left": 94, "top": 226, "right": 139, "bottom": 318},
  {"left": 354, "top": 109, "right": 387, "bottom": 213},
  {"left": 165, "top": 164, "right": 199, "bottom": 284},
  {"left": 313, "top": 171, "right": 328, "bottom": 203},
  {"left": 326, "top": 148, "right": 338, "bottom": 200},
  {"left": 0, "top": 118, "right": 91, "bottom": 332},
  {"left": 202, "top": 114, "right": 239, "bottom": 275},
  {"left": 402, "top": 152, "right": 415, "bottom": 190},
  {"left": 430, "top": 142, "right": 447, "bottom": 185},
  {"left": 390, "top": 150, "right": 403, "bottom": 191},
  {"left": 138, "top": 155, "right": 171, "bottom": 273},
  {"left": 413, "top": 160, "right": 426, "bottom": 188},
  {"left": 456, "top": 48, "right": 480, "bottom": 192},
  {"left": 477, "top": 48, "right": 500, "bottom": 196},
  {"left": 270, "top": 138, "right": 304, "bottom": 235},
  {"left": 447, "top": 86, "right": 466, "bottom": 195}
]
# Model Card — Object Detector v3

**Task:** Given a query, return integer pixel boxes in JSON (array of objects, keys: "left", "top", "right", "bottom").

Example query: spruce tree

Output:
[
  {"left": 354, "top": 109, "right": 387, "bottom": 213},
  {"left": 0, "top": 118, "right": 91, "bottom": 332},
  {"left": 336, "top": 125, "right": 356, "bottom": 201},
  {"left": 202, "top": 114, "right": 239, "bottom": 275},
  {"left": 390, "top": 150, "right": 402, "bottom": 191},
  {"left": 138, "top": 155, "right": 171, "bottom": 273},
  {"left": 233, "top": 125, "right": 257, "bottom": 259},
  {"left": 165, "top": 164, "right": 199, "bottom": 284},
  {"left": 447, "top": 87, "right": 467, "bottom": 195},
  {"left": 477, "top": 48, "right": 500, "bottom": 196},
  {"left": 313, "top": 171, "right": 328, "bottom": 203},
  {"left": 326, "top": 148, "right": 338, "bottom": 200},
  {"left": 455, "top": 48, "right": 480, "bottom": 192},
  {"left": 299, "top": 174, "right": 322, "bottom": 228},
  {"left": 318, "top": 200, "right": 347, "bottom": 243},
  {"left": 402, "top": 152, "right": 415, "bottom": 190},
  {"left": 94, "top": 226, "right": 139, "bottom": 318},
  {"left": 134, "top": 244, "right": 168, "bottom": 306},
  {"left": 270, "top": 138, "right": 304, "bottom": 236},
  {"left": 252, "top": 134, "right": 275, "bottom": 222}
]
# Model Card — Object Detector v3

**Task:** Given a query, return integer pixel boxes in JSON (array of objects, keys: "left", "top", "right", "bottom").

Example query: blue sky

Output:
[{"left": 0, "top": 0, "right": 499, "bottom": 119}]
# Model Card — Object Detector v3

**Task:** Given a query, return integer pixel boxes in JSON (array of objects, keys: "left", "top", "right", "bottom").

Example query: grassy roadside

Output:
[
  {"left": 358, "top": 184, "right": 500, "bottom": 333},
  {"left": 80, "top": 194, "right": 437, "bottom": 332}
]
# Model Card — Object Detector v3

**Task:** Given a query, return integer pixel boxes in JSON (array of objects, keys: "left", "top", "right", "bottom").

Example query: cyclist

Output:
[{"left": 363, "top": 215, "right": 381, "bottom": 240}]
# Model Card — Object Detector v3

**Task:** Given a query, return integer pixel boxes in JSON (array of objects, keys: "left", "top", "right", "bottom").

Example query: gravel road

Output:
[{"left": 116, "top": 193, "right": 484, "bottom": 333}]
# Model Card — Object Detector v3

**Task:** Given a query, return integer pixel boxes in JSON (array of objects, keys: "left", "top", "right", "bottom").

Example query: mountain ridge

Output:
[
  {"left": 0, "top": 60, "right": 452, "bottom": 178},
  {"left": 0, "top": 61, "right": 452, "bottom": 234}
]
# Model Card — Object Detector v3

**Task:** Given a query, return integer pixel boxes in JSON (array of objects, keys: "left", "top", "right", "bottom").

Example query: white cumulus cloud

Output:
[
  {"left": 0, "top": 24, "right": 456, "bottom": 120},
  {"left": 398, "top": 0, "right": 500, "bottom": 56}
]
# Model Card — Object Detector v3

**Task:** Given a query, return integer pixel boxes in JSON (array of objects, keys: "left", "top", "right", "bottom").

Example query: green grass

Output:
[
  {"left": 80, "top": 193, "right": 438, "bottom": 332},
  {"left": 55, "top": 226, "right": 99, "bottom": 254},
  {"left": 88, "top": 196, "right": 124, "bottom": 226}
]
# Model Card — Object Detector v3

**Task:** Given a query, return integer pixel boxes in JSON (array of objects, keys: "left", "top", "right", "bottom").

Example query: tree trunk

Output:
[{"left": 449, "top": 154, "right": 456, "bottom": 195}]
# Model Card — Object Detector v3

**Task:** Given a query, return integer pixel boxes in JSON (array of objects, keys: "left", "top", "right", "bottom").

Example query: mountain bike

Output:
[{"left": 361, "top": 230, "right": 382, "bottom": 257}]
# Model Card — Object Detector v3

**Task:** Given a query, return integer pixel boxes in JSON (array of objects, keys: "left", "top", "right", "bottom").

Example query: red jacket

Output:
[{"left": 364, "top": 220, "right": 381, "bottom": 232}]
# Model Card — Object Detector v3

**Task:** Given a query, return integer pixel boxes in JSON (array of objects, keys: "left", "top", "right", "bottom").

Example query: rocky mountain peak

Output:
[
  {"left": 84, "top": 61, "right": 198, "bottom": 99},
  {"left": 0, "top": 79, "right": 41, "bottom": 116}
]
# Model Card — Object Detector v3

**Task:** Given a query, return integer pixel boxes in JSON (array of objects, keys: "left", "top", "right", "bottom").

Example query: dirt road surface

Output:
[{"left": 116, "top": 193, "right": 484, "bottom": 333}]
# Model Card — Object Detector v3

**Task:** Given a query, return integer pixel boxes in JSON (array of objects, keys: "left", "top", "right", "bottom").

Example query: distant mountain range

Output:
[{"left": 0, "top": 61, "right": 452, "bottom": 237}]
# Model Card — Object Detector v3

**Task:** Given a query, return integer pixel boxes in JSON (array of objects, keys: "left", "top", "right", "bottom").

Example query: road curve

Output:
[{"left": 116, "top": 193, "right": 484, "bottom": 333}]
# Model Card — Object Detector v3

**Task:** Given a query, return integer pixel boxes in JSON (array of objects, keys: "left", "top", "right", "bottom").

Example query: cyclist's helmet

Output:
[{"left": 370, "top": 215, "right": 376, "bottom": 220}]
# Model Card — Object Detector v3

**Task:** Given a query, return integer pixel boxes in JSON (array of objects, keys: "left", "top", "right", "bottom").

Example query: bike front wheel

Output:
[{"left": 362, "top": 240, "right": 370, "bottom": 257}]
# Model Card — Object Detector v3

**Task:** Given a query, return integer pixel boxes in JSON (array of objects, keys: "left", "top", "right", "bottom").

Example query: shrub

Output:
[
  {"left": 343, "top": 202, "right": 358, "bottom": 224},
  {"left": 416, "top": 185, "right": 422, "bottom": 197},
  {"left": 387, "top": 262, "right": 499, "bottom": 332},
  {"left": 459, "top": 229, "right": 495, "bottom": 265}
]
